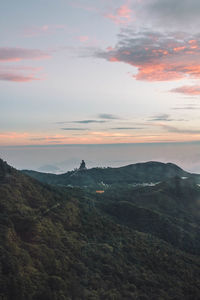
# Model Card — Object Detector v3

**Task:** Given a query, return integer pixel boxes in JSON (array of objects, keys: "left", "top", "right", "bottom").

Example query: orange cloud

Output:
[
  {"left": 0, "top": 132, "right": 29, "bottom": 139},
  {"left": 173, "top": 46, "right": 186, "bottom": 52},
  {"left": 0, "top": 132, "right": 90, "bottom": 146},
  {"left": 135, "top": 64, "right": 184, "bottom": 81},
  {"left": 109, "top": 57, "right": 120, "bottom": 62},
  {"left": 188, "top": 40, "right": 197, "bottom": 44}
]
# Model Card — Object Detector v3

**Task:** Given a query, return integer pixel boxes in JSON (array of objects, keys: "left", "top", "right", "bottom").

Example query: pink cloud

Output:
[
  {"left": 67, "top": 1, "right": 133, "bottom": 26},
  {"left": 0, "top": 47, "right": 50, "bottom": 62},
  {"left": 0, "top": 66, "right": 44, "bottom": 82},
  {"left": 106, "top": 46, "right": 114, "bottom": 51},
  {"left": 1, "top": 130, "right": 200, "bottom": 146},
  {"left": 0, "top": 47, "right": 49, "bottom": 82},
  {"left": 67, "top": 0, "right": 133, "bottom": 26},
  {"left": 117, "top": 5, "right": 132, "bottom": 18},
  {"left": 105, "top": 5, "right": 132, "bottom": 25},
  {"left": 79, "top": 36, "right": 89, "bottom": 43},
  {"left": 97, "top": 30, "right": 200, "bottom": 82},
  {"left": 0, "top": 132, "right": 30, "bottom": 145},
  {"left": 171, "top": 85, "right": 200, "bottom": 95},
  {"left": 24, "top": 24, "right": 67, "bottom": 37},
  {"left": 0, "top": 73, "right": 40, "bottom": 82}
]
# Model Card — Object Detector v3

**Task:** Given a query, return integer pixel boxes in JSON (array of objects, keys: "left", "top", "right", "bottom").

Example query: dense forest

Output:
[{"left": 0, "top": 158, "right": 200, "bottom": 299}]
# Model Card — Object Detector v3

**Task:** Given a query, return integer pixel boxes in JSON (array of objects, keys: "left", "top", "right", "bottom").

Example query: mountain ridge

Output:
[{"left": 22, "top": 161, "right": 198, "bottom": 188}]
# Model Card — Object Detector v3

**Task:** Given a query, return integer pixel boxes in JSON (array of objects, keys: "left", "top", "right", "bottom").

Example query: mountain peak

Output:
[{"left": 0, "top": 158, "right": 15, "bottom": 179}]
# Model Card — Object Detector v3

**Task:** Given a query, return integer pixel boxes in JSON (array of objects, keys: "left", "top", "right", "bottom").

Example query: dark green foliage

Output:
[
  {"left": 0, "top": 159, "right": 17, "bottom": 182},
  {"left": 0, "top": 160, "right": 200, "bottom": 299},
  {"left": 97, "top": 176, "right": 200, "bottom": 254}
]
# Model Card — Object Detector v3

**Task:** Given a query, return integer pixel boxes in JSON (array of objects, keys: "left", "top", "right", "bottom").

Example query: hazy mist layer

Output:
[{"left": 1, "top": 143, "right": 200, "bottom": 174}]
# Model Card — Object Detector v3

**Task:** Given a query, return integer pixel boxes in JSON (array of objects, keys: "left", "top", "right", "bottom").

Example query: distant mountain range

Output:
[
  {"left": 22, "top": 161, "right": 200, "bottom": 188},
  {"left": 1, "top": 158, "right": 200, "bottom": 299}
]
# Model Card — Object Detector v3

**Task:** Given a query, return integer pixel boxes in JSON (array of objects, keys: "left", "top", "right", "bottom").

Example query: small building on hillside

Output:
[{"left": 96, "top": 190, "right": 104, "bottom": 194}]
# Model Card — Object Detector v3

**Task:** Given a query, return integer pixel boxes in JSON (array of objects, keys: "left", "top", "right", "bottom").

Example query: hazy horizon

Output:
[{"left": 1, "top": 141, "right": 200, "bottom": 174}]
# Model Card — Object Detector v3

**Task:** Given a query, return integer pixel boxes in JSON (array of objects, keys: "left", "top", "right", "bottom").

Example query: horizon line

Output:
[{"left": 1, "top": 140, "right": 200, "bottom": 148}]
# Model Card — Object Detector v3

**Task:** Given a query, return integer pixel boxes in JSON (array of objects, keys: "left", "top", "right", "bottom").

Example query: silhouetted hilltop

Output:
[
  {"left": 0, "top": 158, "right": 16, "bottom": 179},
  {"left": 22, "top": 161, "right": 197, "bottom": 188}
]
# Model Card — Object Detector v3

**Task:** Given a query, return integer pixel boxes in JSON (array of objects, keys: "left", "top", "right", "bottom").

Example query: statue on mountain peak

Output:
[{"left": 79, "top": 160, "right": 86, "bottom": 170}]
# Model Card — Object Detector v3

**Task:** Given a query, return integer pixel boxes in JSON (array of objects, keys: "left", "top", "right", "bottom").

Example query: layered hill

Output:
[
  {"left": 22, "top": 161, "right": 198, "bottom": 188},
  {"left": 96, "top": 176, "right": 200, "bottom": 255},
  {"left": 1, "top": 158, "right": 200, "bottom": 299}
]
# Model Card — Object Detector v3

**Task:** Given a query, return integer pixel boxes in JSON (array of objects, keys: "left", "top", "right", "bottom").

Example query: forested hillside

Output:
[{"left": 1, "top": 158, "right": 200, "bottom": 300}]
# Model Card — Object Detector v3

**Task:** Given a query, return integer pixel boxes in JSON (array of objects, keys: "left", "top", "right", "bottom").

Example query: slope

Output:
[{"left": 0, "top": 158, "right": 200, "bottom": 300}]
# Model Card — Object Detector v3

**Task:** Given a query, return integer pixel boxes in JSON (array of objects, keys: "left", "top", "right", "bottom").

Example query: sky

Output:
[{"left": 1, "top": 0, "right": 200, "bottom": 146}]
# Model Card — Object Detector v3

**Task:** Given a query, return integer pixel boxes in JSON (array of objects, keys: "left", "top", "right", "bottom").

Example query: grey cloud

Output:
[
  {"left": 30, "top": 138, "right": 47, "bottom": 141},
  {"left": 47, "top": 137, "right": 65, "bottom": 140},
  {"left": 146, "top": 0, "right": 200, "bottom": 29},
  {"left": 47, "top": 141, "right": 63, "bottom": 144},
  {"left": 149, "top": 114, "right": 173, "bottom": 122},
  {"left": 73, "top": 120, "right": 106, "bottom": 124},
  {"left": 110, "top": 127, "right": 144, "bottom": 130},
  {"left": 172, "top": 106, "right": 200, "bottom": 110},
  {"left": 61, "top": 128, "right": 89, "bottom": 131},
  {"left": 71, "top": 133, "right": 88, "bottom": 136},
  {"left": 56, "top": 120, "right": 107, "bottom": 124},
  {"left": 30, "top": 137, "right": 65, "bottom": 141},
  {"left": 161, "top": 124, "right": 200, "bottom": 134},
  {"left": 98, "top": 113, "right": 119, "bottom": 119}
]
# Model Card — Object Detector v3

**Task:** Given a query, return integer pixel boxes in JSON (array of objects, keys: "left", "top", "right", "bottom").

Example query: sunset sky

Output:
[{"left": 1, "top": 0, "right": 200, "bottom": 146}]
